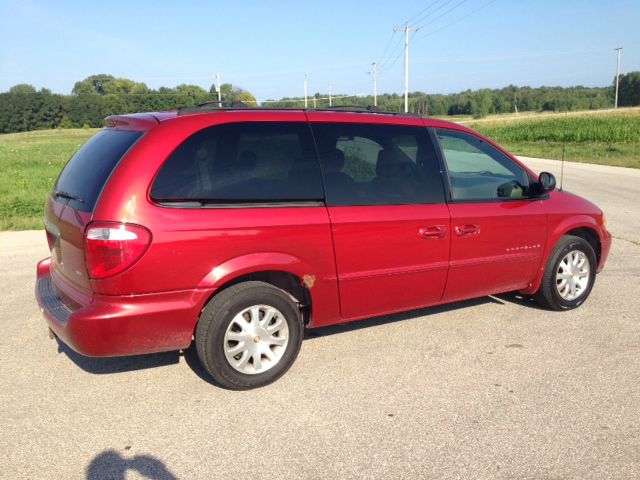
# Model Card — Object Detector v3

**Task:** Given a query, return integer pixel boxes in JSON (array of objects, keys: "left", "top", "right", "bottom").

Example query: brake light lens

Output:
[{"left": 84, "top": 222, "right": 151, "bottom": 279}]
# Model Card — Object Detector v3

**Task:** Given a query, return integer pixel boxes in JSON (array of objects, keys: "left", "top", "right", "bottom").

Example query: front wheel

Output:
[
  {"left": 195, "top": 281, "right": 303, "bottom": 390},
  {"left": 535, "top": 235, "right": 597, "bottom": 311}
]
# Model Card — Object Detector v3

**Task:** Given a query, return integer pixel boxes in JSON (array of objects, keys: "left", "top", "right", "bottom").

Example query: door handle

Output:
[
  {"left": 418, "top": 225, "right": 447, "bottom": 239},
  {"left": 454, "top": 224, "right": 480, "bottom": 237}
]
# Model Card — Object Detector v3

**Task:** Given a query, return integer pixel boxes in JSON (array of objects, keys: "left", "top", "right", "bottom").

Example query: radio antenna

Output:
[
  {"left": 559, "top": 93, "right": 569, "bottom": 192},
  {"left": 560, "top": 142, "right": 565, "bottom": 191}
]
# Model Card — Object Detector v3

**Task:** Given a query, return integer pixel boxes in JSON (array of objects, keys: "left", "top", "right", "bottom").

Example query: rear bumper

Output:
[{"left": 36, "top": 257, "right": 214, "bottom": 357}]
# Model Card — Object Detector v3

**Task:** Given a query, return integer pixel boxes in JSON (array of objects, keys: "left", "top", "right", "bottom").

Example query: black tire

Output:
[
  {"left": 195, "top": 281, "right": 303, "bottom": 390},
  {"left": 535, "top": 235, "right": 597, "bottom": 311}
]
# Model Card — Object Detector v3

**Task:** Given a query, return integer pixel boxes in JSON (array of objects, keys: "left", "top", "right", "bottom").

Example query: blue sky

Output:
[{"left": 1, "top": 0, "right": 638, "bottom": 101}]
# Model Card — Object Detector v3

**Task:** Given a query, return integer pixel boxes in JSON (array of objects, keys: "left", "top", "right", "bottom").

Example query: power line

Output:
[
  {"left": 414, "top": 0, "right": 469, "bottom": 29},
  {"left": 407, "top": 0, "right": 455, "bottom": 27},
  {"left": 414, "top": 0, "right": 498, "bottom": 41},
  {"left": 378, "top": 33, "right": 404, "bottom": 69},
  {"left": 376, "top": 31, "right": 398, "bottom": 65},
  {"left": 378, "top": 41, "right": 406, "bottom": 73},
  {"left": 404, "top": 0, "right": 448, "bottom": 26},
  {"left": 376, "top": 0, "right": 442, "bottom": 67}
]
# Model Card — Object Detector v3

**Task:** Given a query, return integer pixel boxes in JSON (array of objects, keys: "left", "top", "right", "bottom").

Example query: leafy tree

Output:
[
  {"left": 59, "top": 116, "right": 74, "bottom": 128},
  {"left": 471, "top": 89, "right": 493, "bottom": 118},
  {"left": 210, "top": 83, "right": 257, "bottom": 104},
  {"left": 102, "top": 78, "right": 137, "bottom": 95},
  {"left": 0, "top": 74, "right": 627, "bottom": 134},
  {"left": 617, "top": 71, "right": 640, "bottom": 107},
  {"left": 72, "top": 74, "right": 116, "bottom": 95},
  {"left": 9, "top": 84, "right": 37, "bottom": 94}
]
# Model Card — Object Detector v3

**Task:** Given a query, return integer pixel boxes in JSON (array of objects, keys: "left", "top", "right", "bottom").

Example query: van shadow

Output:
[
  {"left": 86, "top": 449, "right": 177, "bottom": 480},
  {"left": 493, "top": 291, "right": 546, "bottom": 311},
  {"left": 55, "top": 339, "right": 181, "bottom": 375},
  {"left": 303, "top": 296, "right": 501, "bottom": 340},
  {"left": 55, "top": 337, "right": 224, "bottom": 388},
  {"left": 56, "top": 291, "right": 541, "bottom": 384}
]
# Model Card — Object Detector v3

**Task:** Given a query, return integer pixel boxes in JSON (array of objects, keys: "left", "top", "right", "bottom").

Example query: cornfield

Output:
[{"left": 468, "top": 111, "right": 640, "bottom": 144}]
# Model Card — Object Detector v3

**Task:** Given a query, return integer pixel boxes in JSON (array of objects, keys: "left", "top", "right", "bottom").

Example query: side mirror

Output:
[{"left": 538, "top": 172, "right": 556, "bottom": 192}]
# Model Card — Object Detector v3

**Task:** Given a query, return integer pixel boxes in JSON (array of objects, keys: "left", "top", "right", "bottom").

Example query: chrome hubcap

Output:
[
  {"left": 223, "top": 305, "right": 289, "bottom": 375},
  {"left": 555, "top": 250, "right": 590, "bottom": 301}
]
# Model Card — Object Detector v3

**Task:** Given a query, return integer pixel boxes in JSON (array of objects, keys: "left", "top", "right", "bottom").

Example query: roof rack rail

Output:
[
  {"left": 308, "top": 106, "right": 419, "bottom": 117},
  {"left": 323, "top": 105, "right": 381, "bottom": 112},
  {"left": 175, "top": 102, "right": 419, "bottom": 118},
  {"left": 177, "top": 101, "right": 249, "bottom": 116}
]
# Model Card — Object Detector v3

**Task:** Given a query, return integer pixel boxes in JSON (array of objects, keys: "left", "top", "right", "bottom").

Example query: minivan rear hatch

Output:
[{"left": 45, "top": 129, "right": 142, "bottom": 305}]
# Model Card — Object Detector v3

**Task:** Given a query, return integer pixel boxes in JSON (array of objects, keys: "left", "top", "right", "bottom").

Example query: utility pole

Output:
[
  {"left": 328, "top": 82, "right": 333, "bottom": 107},
  {"left": 394, "top": 23, "right": 419, "bottom": 113},
  {"left": 369, "top": 62, "right": 378, "bottom": 106},
  {"left": 215, "top": 73, "right": 221, "bottom": 106},
  {"left": 304, "top": 73, "right": 308, "bottom": 108},
  {"left": 614, "top": 47, "right": 623, "bottom": 109}
]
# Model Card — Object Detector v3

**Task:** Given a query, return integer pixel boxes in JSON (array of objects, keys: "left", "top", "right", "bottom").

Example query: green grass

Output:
[
  {"left": 465, "top": 109, "right": 640, "bottom": 169},
  {"left": 0, "top": 128, "right": 98, "bottom": 230}
]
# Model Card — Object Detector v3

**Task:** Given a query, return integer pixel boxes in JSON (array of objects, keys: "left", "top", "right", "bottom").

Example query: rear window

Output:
[
  {"left": 151, "top": 122, "right": 324, "bottom": 204},
  {"left": 54, "top": 130, "right": 142, "bottom": 212}
]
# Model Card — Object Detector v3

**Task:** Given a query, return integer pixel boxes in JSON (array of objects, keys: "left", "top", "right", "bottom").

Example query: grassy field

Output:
[
  {"left": 0, "top": 128, "right": 97, "bottom": 230},
  {"left": 464, "top": 108, "right": 640, "bottom": 169},
  {"left": 0, "top": 108, "right": 638, "bottom": 230}
]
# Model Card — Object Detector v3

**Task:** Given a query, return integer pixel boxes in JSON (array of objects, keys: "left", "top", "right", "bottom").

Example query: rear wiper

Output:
[{"left": 54, "top": 190, "right": 84, "bottom": 203}]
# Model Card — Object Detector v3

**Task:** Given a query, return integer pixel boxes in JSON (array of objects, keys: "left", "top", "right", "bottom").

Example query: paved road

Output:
[{"left": 1, "top": 159, "right": 638, "bottom": 479}]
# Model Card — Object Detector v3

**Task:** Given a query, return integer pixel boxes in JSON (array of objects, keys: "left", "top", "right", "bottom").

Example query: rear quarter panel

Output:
[{"left": 92, "top": 111, "right": 341, "bottom": 327}]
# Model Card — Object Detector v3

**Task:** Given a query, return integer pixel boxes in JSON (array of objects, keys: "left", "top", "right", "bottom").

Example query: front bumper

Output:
[
  {"left": 36, "top": 257, "right": 214, "bottom": 357},
  {"left": 596, "top": 228, "right": 612, "bottom": 273}
]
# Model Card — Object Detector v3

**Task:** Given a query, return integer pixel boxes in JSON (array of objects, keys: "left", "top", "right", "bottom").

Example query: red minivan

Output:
[{"left": 36, "top": 105, "right": 611, "bottom": 389}]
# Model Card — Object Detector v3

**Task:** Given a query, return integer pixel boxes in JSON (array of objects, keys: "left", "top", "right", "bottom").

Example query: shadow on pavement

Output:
[
  {"left": 55, "top": 292, "right": 542, "bottom": 383},
  {"left": 182, "top": 345, "right": 223, "bottom": 388},
  {"left": 55, "top": 339, "right": 180, "bottom": 374},
  {"left": 87, "top": 450, "right": 177, "bottom": 480},
  {"left": 304, "top": 296, "right": 500, "bottom": 340},
  {"left": 493, "top": 291, "right": 547, "bottom": 310}
]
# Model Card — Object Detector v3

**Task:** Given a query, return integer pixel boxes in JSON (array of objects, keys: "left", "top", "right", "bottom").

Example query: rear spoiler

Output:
[{"left": 104, "top": 113, "right": 161, "bottom": 131}]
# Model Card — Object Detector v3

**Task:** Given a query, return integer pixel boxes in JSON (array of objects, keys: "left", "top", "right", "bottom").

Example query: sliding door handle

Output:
[
  {"left": 418, "top": 225, "right": 447, "bottom": 239},
  {"left": 454, "top": 224, "right": 480, "bottom": 237}
]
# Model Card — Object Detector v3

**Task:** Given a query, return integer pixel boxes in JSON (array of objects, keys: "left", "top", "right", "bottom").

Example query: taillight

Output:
[{"left": 84, "top": 222, "right": 151, "bottom": 279}]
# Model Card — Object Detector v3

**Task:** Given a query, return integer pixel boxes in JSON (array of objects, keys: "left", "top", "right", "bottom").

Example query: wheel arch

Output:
[
  {"left": 564, "top": 227, "right": 601, "bottom": 264},
  {"left": 520, "top": 216, "right": 601, "bottom": 295},
  {"left": 197, "top": 252, "right": 316, "bottom": 325}
]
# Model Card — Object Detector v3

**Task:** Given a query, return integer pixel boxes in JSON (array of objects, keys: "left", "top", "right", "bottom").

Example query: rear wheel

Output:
[
  {"left": 535, "top": 235, "right": 597, "bottom": 310},
  {"left": 195, "top": 281, "right": 303, "bottom": 390}
]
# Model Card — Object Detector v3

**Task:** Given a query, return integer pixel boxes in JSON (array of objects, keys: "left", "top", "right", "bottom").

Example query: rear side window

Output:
[
  {"left": 151, "top": 122, "right": 323, "bottom": 203},
  {"left": 310, "top": 123, "right": 444, "bottom": 206},
  {"left": 54, "top": 130, "right": 141, "bottom": 212}
]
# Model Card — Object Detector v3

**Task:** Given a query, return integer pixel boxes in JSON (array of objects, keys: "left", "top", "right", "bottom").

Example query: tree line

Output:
[{"left": 1, "top": 72, "right": 638, "bottom": 134}]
